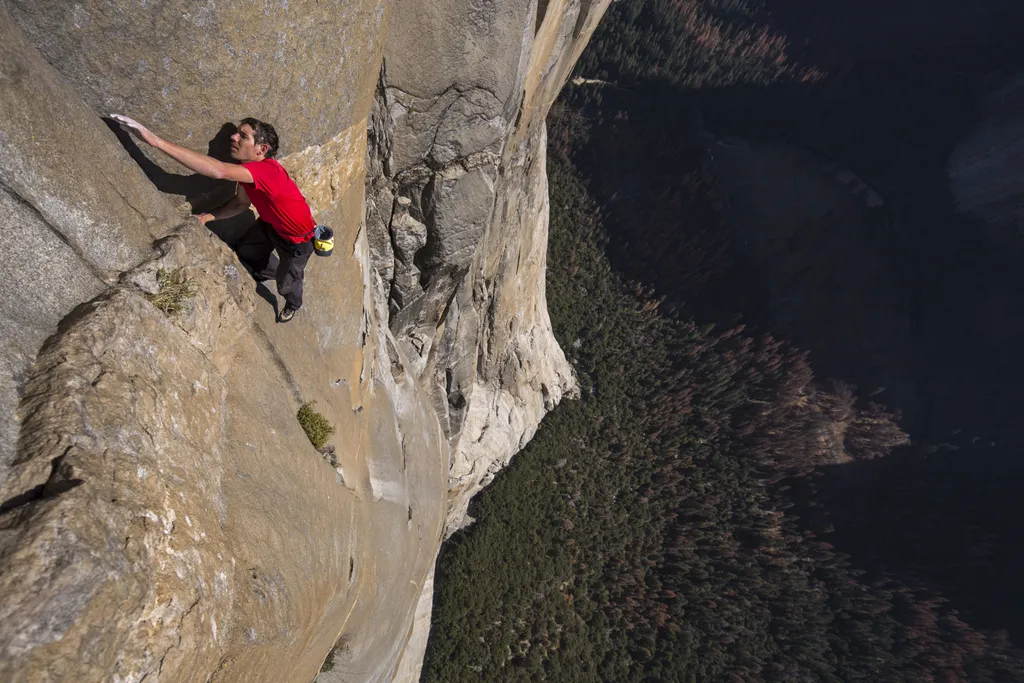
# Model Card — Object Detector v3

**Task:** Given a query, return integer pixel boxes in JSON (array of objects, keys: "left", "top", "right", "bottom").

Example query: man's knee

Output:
[{"left": 278, "top": 259, "right": 307, "bottom": 285}]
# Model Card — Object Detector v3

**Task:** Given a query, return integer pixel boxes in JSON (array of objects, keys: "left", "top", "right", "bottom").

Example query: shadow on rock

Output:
[
  {"left": 104, "top": 118, "right": 239, "bottom": 214},
  {"left": 105, "top": 118, "right": 259, "bottom": 246},
  {"left": 253, "top": 282, "right": 279, "bottom": 317}
]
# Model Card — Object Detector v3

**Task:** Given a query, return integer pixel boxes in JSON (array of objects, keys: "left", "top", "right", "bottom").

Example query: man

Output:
[{"left": 111, "top": 114, "right": 316, "bottom": 323}]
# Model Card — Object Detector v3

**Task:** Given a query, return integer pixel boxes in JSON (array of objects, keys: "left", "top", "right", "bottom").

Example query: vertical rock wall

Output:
[
  {"left": 0, "top": 0, "right": 608, "bottom": 679},
  {"left": 0, "top": 3, "right": 448, "bottom": 680},
  {"left": 0, "top": 7, "right": 183, "bottom": 487},
  {"left": 6, "top": 0, "right": 390, "bottom": 160},
  {"left": 365, "top": 2, "right": 610, "bottom": 679},
  {"left": 366, "top": 0, "right": 610, "bottom": 534}
]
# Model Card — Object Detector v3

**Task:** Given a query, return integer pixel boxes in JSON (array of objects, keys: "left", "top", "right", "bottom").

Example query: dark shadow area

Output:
[
  {"left": 206, "top": 211, "right": 258, "bottom": 248},
  {"left": 104, "top": 118, "right": 240, "bottom": 214},
  {"left": 762, "top": 0, "right": 1023, "bottom": 71},
  {"left": 558, "top": 82, "right": 752, "bottom": 324},
  {"left": 557, "top": 0, "right": 1024, "bottom": 645},
  {"left": 0, "top": 478, "right": 83, "bottom": 516},
  {"left": 0, "top": 455, "right": 84, "bottom": 517},
  {"left": 254, "top": 281, "right": 279, "bottom": 317},
  {"left": 105, "top": 118, "right": 261, "bottom": 247},
  {"left": 793, "top": 443, "right": 1024, "bottom": 641}
]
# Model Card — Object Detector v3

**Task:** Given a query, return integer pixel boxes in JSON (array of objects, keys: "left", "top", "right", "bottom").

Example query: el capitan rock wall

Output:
[
  {"left": 366, "top": 0, "right": 609, "bottom": 534},
  {"left": 0, "top": 1, "right": 608, "bottom": 680}
]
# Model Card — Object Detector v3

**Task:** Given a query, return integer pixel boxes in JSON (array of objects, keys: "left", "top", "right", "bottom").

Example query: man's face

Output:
[{"left": 230, "top": 124, "right": 266, "bottom": 162}]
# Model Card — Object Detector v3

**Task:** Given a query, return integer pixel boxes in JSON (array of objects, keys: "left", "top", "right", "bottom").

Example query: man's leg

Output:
[
  {"left": 235, "top": 220, "right": 280, "bottom": 281},
  {"left": 275, "top": 237, "right": 315, "bottom": 312}
]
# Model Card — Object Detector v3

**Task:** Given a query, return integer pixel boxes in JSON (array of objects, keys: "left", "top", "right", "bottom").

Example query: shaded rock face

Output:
[
  {"left": 0, "top": 0, "right": 605, "bottom": 680},
  {"left": 948, "top": 73, "right": 1024, "bottom": 253},
  {"left": 710, "top": 139, "right": 919, "bottom": 423}
]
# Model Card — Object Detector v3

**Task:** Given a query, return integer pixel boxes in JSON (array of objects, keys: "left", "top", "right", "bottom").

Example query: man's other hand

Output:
[
  {"left": 195, "top": 213, "right": 216, "bottom": 226},
  {"left": 110, "top": 114, "right": 160, "bottom": 147}
]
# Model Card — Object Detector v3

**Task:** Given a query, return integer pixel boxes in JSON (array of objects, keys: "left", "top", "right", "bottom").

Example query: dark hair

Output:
[{"left": 240, "top": 117, "right": 279, "bottom": 158}]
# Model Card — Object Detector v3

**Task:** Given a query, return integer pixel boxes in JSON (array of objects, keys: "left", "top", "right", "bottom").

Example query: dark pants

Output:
[{"left": 236, "top": 220, "right": 314, "bottom": 310}]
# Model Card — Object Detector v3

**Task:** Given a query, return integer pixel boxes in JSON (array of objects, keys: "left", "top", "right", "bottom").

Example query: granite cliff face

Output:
[
  {"left": 0, "top": 1, "right": 605, "bottom": 680},
  {"left": 366, "top": 0, "right": 605, "bottom": 534}
]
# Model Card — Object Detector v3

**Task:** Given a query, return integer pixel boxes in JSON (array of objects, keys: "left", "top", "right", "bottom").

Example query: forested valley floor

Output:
[{"left": 422, "top": 1, "right": 1024, "bottom": 680}]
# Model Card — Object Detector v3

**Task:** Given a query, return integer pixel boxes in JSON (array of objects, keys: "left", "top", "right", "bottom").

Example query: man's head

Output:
[{"left": 230, "top": 118, "right": 279, "bottom": 162}]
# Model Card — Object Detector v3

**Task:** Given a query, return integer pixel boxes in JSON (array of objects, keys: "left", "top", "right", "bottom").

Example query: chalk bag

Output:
[{"left": 313, "top": 225, "right": 335, "bottom": 257}]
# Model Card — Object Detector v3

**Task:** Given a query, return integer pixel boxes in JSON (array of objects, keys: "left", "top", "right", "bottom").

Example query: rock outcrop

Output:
[{"left": 0, "top": 1, "right": 607, "bottom": 680}]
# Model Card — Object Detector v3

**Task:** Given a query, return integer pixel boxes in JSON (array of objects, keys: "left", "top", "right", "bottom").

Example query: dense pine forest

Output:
[{"left": 423, "top": 0, "right": 1024, "bottom": 680}]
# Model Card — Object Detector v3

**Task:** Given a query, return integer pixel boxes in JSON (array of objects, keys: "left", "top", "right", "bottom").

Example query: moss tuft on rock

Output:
[
  {"left": 146, "top": 268, "right": 197, "bottom": 316},
  {"left": 319, "top": 632, "right": 351, "bottom": 673},
  {"left": 297, "top": 401, "right": 335, "bottom": 450}
]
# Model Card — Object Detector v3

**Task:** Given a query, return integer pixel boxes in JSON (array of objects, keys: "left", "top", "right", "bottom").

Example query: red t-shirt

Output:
[{"left": 242, "top": 159, "right": 316, "bottom": 243}]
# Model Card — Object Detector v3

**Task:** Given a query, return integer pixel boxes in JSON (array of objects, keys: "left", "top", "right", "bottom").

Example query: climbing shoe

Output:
[{"left": 277, "top": 305, "right": 298, "bottom": 323}]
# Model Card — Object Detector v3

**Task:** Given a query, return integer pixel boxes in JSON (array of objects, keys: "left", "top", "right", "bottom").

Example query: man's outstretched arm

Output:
[{"left": 111, "top": 115, "right": 253, "bottom": 184}]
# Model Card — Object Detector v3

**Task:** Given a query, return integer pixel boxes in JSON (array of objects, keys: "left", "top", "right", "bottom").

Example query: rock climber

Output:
[{"left": 111, "top": 114, "right": 315, "bottom": 323}]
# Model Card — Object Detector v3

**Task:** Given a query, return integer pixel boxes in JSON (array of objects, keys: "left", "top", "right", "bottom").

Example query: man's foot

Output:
[{"left": 277, "top": 305, "right": 298, "bottom": 323}]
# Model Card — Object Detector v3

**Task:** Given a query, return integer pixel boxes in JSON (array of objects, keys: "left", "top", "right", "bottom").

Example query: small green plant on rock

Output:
[
  {"left": 298, "top": 401, "right": 335, "bottom": 450},
  {"left": 319, "top": 632, "right": 351, "bottom": 673},
  {"left": 146, "top": 268, "right": 197, "bottom": 315}
]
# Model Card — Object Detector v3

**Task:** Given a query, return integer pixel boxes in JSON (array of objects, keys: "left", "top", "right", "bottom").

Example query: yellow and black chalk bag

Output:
[{"left": 313, "top": 225, "right": 334, "bottom": 257}]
